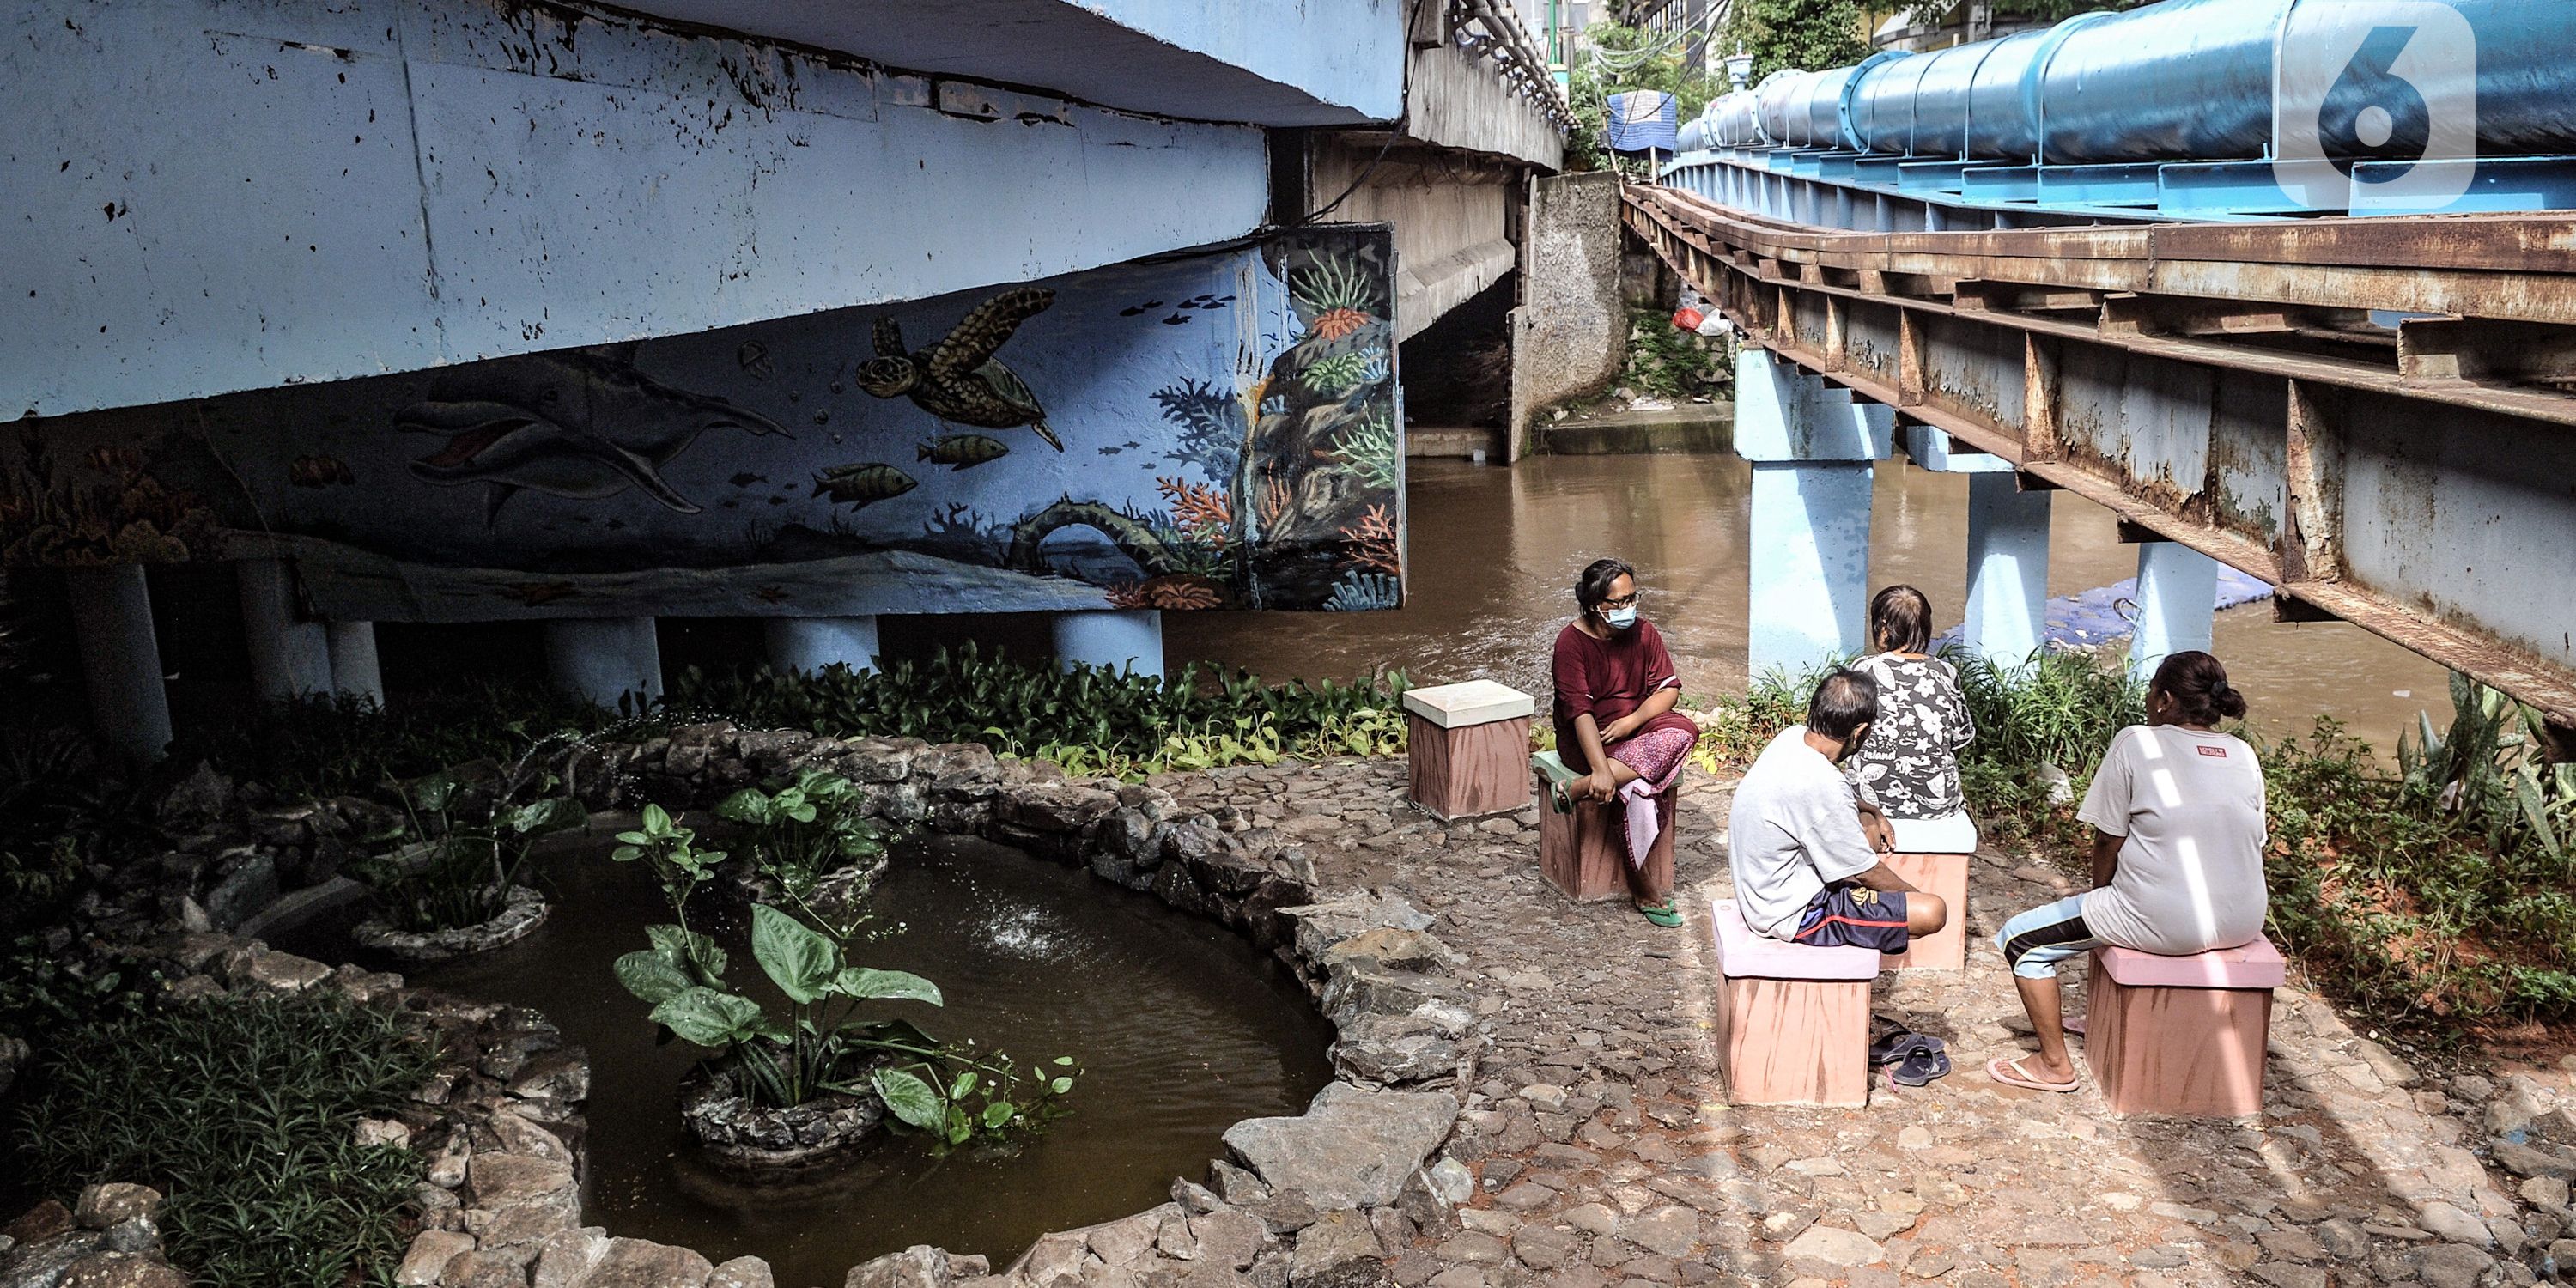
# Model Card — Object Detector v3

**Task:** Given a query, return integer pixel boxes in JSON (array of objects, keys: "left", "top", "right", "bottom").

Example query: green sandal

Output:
[{"left": 1635, "top": 899, "right": 1683, "bottom": 928}]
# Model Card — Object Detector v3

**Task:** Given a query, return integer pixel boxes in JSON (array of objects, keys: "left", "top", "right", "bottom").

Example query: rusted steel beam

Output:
[{"left": 1623, "top": 185, "right": 2576, "bottom": 731}]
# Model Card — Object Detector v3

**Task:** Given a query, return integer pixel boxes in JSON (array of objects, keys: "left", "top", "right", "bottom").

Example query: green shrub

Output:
[
  {"left": 663, "top": 643, "right": 1408, "bottom": 781},
  {"left": 15, "top": 993, "right": 436, "bottom": 1288},
  {"left": 161, "top": 683, "right": 632, "bottom": 801}
]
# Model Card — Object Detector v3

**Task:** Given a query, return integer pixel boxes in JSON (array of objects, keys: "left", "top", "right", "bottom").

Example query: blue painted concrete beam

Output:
[{"left": 1736, "top": 349, "right": 1894, "bottom": 683}]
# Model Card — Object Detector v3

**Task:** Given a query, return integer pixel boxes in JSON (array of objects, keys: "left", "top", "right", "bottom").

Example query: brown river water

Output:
[{"left": 1170, "top": 453, "right": 2452, "bottom": 756}]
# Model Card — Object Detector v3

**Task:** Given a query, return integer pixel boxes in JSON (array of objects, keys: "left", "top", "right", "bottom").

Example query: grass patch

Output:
[
  {"left": 14, "top": 992, "right": 435, "bottom": 1288},
  {"left": 161, "top": 681, "right": 635, "bottom": 802}
]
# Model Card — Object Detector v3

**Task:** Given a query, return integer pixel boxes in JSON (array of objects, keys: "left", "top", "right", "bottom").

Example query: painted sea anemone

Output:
[{"left": 1309, "top": 307, "right": 1372, "bottom": 341}]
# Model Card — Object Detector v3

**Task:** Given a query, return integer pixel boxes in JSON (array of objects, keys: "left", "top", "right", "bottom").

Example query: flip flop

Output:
[
  {"left": 1868, "top": 1033, "right": 1946, "bottom": 1066},
  {"left": 1888, "top": 1048, "right": 1952, "bottom": 1088},
  {"left": 1635, "top": 899, "right": 1683, "bottom": 928},
  {"left": 1985, "top": 1055, "right": 2078, "bottom": 1093},
  {"left": 2063, "top": 1015, "right": 2087, "bottom": 1036}
]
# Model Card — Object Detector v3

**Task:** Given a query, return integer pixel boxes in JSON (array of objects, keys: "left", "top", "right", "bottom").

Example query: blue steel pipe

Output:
[{"left": 1805, "top": 0, "right": 2576, "bottom": 165}]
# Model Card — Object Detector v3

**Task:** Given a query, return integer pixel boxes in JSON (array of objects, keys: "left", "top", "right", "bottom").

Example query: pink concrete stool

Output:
[
  {"left": 1402, "top": 681, "right": 1534, "bottom": 821},
  {"left": 2086, "top": 937, "right": 2287, "bottom": 1117},
  {"left": 1880, "top": 814, "right": 1975, "bottom": 972},
  {"left": 1708, "top": 896, "right": 1881, "bottom": 1108}
]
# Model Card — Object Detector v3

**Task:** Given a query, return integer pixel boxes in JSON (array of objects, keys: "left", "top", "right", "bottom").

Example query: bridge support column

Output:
[
  {"left": 65, "top": 565, "right": 173, "bottom": 765},
  {"left": 1965, "top": 474, "right": 2052, "bottom": 671},
  {"left": 238, "top": 558, "right": 333, "bottom": 702},
  {"left": 1736, "top": 349, "right": 1894, "bottom": 683},
  {"left": 2129, "top": 541, "right": 2221, "bottom": 680},
  {"left": 1052, "top": 610, "right": 1163, "bottom": 678},
  {"left": 764, "top": 617, "right": 882, "bottom": 676},
  {"left": 544, "top": 617, "right": 664, "bottom": 709},
  {"left": 326, "top": 621, "right": 385, "bottom": 706},
  {"left": 1905, "top": 426, "right": 2051, "bottom": 671}
]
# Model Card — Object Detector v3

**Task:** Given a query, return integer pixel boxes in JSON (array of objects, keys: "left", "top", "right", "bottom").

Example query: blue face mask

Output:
[{"left": 1603, "top": 605, "right": 1640, "bottom": 631}]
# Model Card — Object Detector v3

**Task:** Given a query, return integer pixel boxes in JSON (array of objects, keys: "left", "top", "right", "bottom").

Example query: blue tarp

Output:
[
  {"left": 1606, "top": 91, "right": 1679, "bottom": 155},
  {"left": 1931, "top": 566, "right": 2276, "bottom": 655}
]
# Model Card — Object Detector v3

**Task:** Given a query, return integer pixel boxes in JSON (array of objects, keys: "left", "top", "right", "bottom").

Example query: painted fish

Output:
[
  {"left": 916, "top": 434, "right": 1009, "bottom": 471},
  {"left": 811, "top": 463, "right": 917, "bottom": 507},
  {"left": 729, "top": 472, "right": 769, "bottom": 487}
]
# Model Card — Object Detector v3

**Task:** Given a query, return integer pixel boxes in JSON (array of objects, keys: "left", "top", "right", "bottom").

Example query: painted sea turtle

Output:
[{"left": 857, "top": 287, "right": 1062, "bottom": 451}]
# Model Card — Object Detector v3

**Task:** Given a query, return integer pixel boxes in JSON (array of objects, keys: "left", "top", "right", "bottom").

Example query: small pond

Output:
[{"left": 389, "top": 829, "right": 1335, "bottom": 1282}]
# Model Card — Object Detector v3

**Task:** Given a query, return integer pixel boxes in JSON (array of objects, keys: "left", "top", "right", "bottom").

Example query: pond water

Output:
[
  {"left": 1169, "top": 453, "right": 2451, "bottom": 756},
  {"left": 404, "top": 832, "right": 1336, "bottom": 1282}
]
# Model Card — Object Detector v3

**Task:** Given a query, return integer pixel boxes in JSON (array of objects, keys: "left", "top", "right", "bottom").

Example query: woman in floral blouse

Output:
[{"left": 1843, "top": 586, "right": 1978, "bottom": 846}]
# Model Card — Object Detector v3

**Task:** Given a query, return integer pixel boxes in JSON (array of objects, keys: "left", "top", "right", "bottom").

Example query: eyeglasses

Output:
[{"left": 1601, "top": 593, "right": 1640, "bottom": 609}]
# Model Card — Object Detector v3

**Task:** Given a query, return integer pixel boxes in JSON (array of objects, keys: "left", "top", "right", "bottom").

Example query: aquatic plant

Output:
[
  {"left": 1323, "top": 571, "right": 1401, "bottom": 613},
  {"left": 1152, "top": 378, "right": 1243, "bottom": 478},
  {"left": 715, "top": 769, "right": 892, "bottom": 934},
  {"left": 0, "top": 439, "right": 227, "bottom": 566},
  {"left": 1302, "top": 349, "right": 1377, "bottom": 397},
  {"left": 1156, "top": 477, "right": 1232, "bottom": 550},
  {"left": 15, "top": 993, "right": 435, "bottom": 1288},
  {"left": 358, "top": 765, "right": 588, "bottom": 933},
  {"left": 1337, "top": 503, "right": 1403, "bottom": 578},
  {"left": 1290, "top": 252, "right": 1384, "bottom": 329},
  {"left": 1328, "top": 406, "right": 1403, "bottom": 493},
  {"left": 618, "top": 900, "right": 1077, "bottom": 1145}
]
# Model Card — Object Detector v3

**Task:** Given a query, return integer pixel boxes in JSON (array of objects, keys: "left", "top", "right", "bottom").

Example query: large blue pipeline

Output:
[{"left": 1674, "top": 0, "right": 2576, "bottom": 165}]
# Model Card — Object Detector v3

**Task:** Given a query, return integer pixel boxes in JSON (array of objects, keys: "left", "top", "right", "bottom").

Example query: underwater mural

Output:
[{"left": 0, "top": 228, "right": 1406, "bottom": 620}]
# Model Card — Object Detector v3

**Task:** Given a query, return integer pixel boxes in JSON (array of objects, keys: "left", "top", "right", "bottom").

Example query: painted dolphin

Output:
[{"left": 399, "top": 345, "right": 788, "bottom": 526}]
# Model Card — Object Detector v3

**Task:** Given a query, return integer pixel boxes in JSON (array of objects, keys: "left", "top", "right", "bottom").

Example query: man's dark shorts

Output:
[{"left": 1794, "top": 885, "right": 1911, "bottom": 953}]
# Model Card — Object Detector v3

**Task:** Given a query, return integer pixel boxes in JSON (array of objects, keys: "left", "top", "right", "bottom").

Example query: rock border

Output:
[
  {"left": 15, "top": 722, "right": 1498, "bottom": 1288},
  {"left": 352, "top": 884, "right": 550, "bottom": 964}
]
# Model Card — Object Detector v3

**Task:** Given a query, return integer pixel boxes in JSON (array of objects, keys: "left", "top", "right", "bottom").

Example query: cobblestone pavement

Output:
[{"left": 1157, "top": 758, "right": 2573, "bottom": 1288}]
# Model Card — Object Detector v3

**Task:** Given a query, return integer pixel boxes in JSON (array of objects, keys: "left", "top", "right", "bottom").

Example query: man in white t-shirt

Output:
[
  {"left": 1728, "top": 671, "right": 1949, "bottom": 952},
  {"left": 1985, "top": 651, "right": 2269, "bottom": 1092}
]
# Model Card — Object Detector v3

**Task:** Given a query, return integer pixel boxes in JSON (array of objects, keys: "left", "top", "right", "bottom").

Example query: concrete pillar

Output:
[
  {"left": 1748, "top": 463, "right": 1876, "bottom": 676},
  {"left": 64, "top": 565, "right": 173, "bottom": 764},
  {"left": 1964, "top": 472, "right": 2052, "bottom": 670},
  {"left": 1052, "top": 610, "right": 1163, "bottom": 677},
  {"left": 544, "top": 617, "right": 664, "bottom": 708},
  {"left": 1735, "top": 349, "right": 1895, "bottom": 683},
  {"left": 326, "top": 621, "right": 385, "bottom": 706},
  {"left": 236, "top": 557, "right": 332, "bottom": 702},
  {"left": 764, "top": 616, "right": 881, "bottom": 675},
  {"left": 2129, "top": 541, "right": 2221, "bottom": 680}
]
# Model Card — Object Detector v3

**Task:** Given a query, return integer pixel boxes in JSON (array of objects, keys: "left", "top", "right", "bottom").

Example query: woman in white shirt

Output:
[{"left": 1985, "top": 651, "right": 2268, "bottom": 1092}]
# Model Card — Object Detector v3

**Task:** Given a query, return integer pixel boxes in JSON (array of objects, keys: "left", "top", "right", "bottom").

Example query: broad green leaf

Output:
[
  {"left": 945, "top": 1105, "right": 972, "bottom": 1145},
  {"left": 613, "top": 949, "right": 692, "bottom": 1005},
  {"left": 1049, "top": 1076, "right": 1074, "bottom": 1095},
  {"left": 831, "top": 967, "right": 943, "bottom": 1006},
  {"left": 981, "top": 1100, "right": 1018, "bottom": 1128},
  {"left": 649, "top": 987, "right": 763, "bottom": 1047},
  {"left": 872, "top": 1067, "right": 945, "bottom": 1131},
  {"left": 949, "top": 1071, "right": 979, "bottom": 1099},
  {"left": 642, "top": 803, "right": 672, "bottom": 831},
  {"left": 751, "top": 903, "right": 841, "bottom": 1003},
  {"left": 1051, "top": 1056, "right": 1076, "bottom": 1066},
  {"left": 647, "top": 925, "right": 729, "bottom": 982},
  {"left": 510, "top": 797, "right": 589, "bottom": 836},
  {"left": 714, "top": 788, "right": 769, "bottom": 823}
]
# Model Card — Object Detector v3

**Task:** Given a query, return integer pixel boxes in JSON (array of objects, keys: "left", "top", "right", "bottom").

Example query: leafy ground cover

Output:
[{"left": 14, "top": 993, "right": 435, "bottom": 1288}]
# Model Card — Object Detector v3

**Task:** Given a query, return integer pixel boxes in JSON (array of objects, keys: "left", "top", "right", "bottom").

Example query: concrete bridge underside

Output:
[{"left": 1625, "top": 185, "right": 2576, "bottom": 738}]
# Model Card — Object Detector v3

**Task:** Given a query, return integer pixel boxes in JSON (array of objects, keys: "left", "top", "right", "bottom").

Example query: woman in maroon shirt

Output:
[{"left": 1552, "top": 558, "right": 1703, "bottom": 926}]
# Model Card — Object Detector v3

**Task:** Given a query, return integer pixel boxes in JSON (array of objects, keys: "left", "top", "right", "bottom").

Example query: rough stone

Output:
[
  {"left": 1224, "top": 1084, "right": 1458, "bottom": 1210},
  {"left": 398, "top": 1230, "right": 479, "bottom": 1286},
  {"left": 238, "top": 948, "right": 331, "bottom": 993},
  {"left": 574, "top": 1238, "right": 713, "bottom": 1288},
  {"left": 5, "top": 1202, "right": 74, "bottom": 1247},
  {"left": 529, "top": 1229, "right": 609, "bottom": 1288},
  {"left": 53, "top": 1254, "right": 189, "bottom": 1288},
  {"left": 1781, "top": 1227, "right": 1882, "bottom": 1269},
  {"left": 97, "top": 1220, "right": 156, "bottom": 1259},
  {"left": 466, "top": 1153, "right": 581, "bottom": 1249},
  {"left": 70, "top": 1188, "right": 159, "bottom": 1232},
  {"left": 1290, "top": 1211, "right": 1392, "bottom": 1288},
  {"left": 2414, "top": 1243, "right": 2495, "bottom": 1288},
  {"left": 847, "top": 1246, "right": 950, "bottom": 1288},
  {"left": 2417, "top": 1201, "right": 2493, "bottom": 1247},
  {"left": 1193, "top": 1210, "right": 1267, "bottom": 1271},
  {"left": 440, "top": 1249, "right": 535, "bottom": 1288}
]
